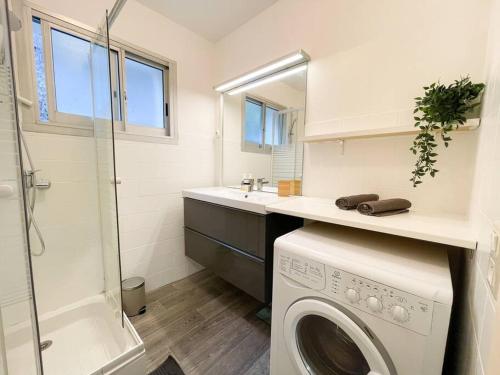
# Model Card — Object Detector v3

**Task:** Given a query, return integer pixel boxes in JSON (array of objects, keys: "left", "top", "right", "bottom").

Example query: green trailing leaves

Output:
[{"left": 410, "top": 76, "right": 485, "bottom": 187}]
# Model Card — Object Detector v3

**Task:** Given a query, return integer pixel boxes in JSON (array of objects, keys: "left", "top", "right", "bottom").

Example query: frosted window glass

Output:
[
  {"left": 125, "top": 57, "right": 164, "bottom": 128},
  {"left": 245, "top": 99, "right": 263, "bottom": 144},
  {"left": 51, "top": 29, "right": 93, "bottom": 117},
  {"left": 32, "top": 17, "right": 48, "bottom": 122}
]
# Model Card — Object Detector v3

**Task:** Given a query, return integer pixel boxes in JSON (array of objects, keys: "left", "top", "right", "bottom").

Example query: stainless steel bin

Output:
[{"left": 122, "top": 276, "right": 146, "bottom": 317}]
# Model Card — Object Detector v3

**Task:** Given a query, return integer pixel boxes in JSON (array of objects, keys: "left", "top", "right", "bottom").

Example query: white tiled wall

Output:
[
  {"left": 115, "top": 138, "right": 211, "bottom": 291},
  {"left": 22, "top": 132, "right": 104, "bottom": 315},
  {"left": 461, "top": 0, "right": 500, "bottom": 373},
  {"left": 111, "top": 0, "right": 217, "bottom": 291}
]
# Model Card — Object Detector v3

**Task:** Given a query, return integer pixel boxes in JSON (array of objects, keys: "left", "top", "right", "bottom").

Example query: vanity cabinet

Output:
[{"left": 184, "top": 198, "right": 303, "bottom": 303}]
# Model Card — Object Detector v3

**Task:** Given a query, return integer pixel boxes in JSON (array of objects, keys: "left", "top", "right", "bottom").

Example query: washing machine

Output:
[{"left": 270, "top": 222, "right": 453, "bottom": 375}]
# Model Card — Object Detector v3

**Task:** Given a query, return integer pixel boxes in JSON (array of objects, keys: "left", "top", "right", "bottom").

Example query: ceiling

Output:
[{"left": 136, "top": 0, "right": 278, "bottom": 42}]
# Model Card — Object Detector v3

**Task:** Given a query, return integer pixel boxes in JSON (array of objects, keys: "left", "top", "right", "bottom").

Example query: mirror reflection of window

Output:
[
  {"left": 244, "top": 98, "right": 263, "bottom": 147},
  {"left": 243, "top": 96, "right": 284, "bottom": 153}
]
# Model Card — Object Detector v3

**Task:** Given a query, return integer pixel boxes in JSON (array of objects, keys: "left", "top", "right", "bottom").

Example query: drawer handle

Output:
[
  {"left": 185, "top": 228, "right": 264, "bottom": 264},
  {"left": 220, "top": 241, "right": 264, "bottom": 264}
]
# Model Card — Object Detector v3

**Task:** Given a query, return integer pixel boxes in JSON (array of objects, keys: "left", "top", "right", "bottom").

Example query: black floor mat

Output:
[{"left": 149, "top": 356, "right": 185, "bottom": 375}]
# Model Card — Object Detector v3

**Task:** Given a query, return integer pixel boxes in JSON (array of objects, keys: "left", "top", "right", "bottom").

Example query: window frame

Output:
[
  {"left": 241, "top": 94, "right": 285, "bottom": 154},
  {"left": 19, "top": 5, "right": 178, "bottom": 143},
  {"left": 120, "top": 52, "right": 170, "bottom": 137}
]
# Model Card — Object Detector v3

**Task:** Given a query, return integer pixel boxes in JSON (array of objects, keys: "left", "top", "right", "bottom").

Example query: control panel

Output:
[
  {"left": 278, "top": 252, "right": 325, "bottom": 290},
  {"left": 279, "top": 253, "right": 434, "bottom": 335}
]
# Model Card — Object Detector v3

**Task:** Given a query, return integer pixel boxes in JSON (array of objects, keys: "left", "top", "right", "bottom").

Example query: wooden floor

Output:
[{"left": 130, "top": 270, "right": 271, "bottom": 375}]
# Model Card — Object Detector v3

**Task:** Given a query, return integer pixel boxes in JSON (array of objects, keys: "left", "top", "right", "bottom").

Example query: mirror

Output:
[{"left": 222, "top": 64, "right": 307, "bottom": 192}]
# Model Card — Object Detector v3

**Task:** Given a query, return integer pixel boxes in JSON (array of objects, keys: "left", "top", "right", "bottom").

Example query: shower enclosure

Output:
[{"left": 0, "top": 1, "right": 144, "bottom": 374}]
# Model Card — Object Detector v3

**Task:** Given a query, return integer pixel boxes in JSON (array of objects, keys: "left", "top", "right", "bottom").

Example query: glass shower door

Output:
[
  {"left": 91, "top": 12, "right": 123, "bottom": 322},
  {"left": 0, "top": 0, "right": 42, "bottom": 373}
]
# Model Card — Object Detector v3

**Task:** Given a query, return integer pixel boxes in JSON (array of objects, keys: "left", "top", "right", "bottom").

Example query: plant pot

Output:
[{"left": 465, "top": 92, "right": 484, "bottom": 120}]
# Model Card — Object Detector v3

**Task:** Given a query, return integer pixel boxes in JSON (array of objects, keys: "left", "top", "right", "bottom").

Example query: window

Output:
[
  {"left": 32, "top": 17, "right": 48, "bottom": 122},
  {"left": 28, "top": 12, "right": 174, "bottom": 141},
  {"left": 243, "top": 96, "right": 284, "bottom": 153},
  {"left": 125, "top": 55, "right": 168, "bottom": 131},
  {"left": 51, "top": 28, "right": 93, "bottom": 118}
]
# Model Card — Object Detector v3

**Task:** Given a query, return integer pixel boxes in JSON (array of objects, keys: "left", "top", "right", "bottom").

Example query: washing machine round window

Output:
[
  {"left": 284, "top": 299, "right": 392, "bottom": 375},
  {"left": 297, "top": 315, "right": 370, "bottom": 375}
]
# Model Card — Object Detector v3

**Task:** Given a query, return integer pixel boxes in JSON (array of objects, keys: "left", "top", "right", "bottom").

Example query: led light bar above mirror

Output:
[
  {"left": 214, "top": 50, "right": 310, "bottom": 93},
  {"left": 227, "top": 64, "right": 307, "bottom": 96}
]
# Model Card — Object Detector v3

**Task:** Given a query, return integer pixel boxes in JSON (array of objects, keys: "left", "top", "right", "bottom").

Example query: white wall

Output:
[
  {"left": 24, "top": 0, "right": 116, "bottom": 27},
  {"left": 460, "top": 0, "right": 500, "bottom": 373},
  {"left": 111, "top": 0, "right": 215, "bottom": 291},
  {"left": 215, "top": 0, "right": 491, "bottom": 216},
  {"left": 18, "top": 0, "right": 216, "bottom": 308}
]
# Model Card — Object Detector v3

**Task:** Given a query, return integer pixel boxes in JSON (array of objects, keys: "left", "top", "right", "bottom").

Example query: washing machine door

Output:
[{"left": 284, "top": 299, "right": 392, "bottom": 375}]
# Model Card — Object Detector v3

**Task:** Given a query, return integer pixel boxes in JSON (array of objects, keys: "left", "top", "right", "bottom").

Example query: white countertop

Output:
[
  {"left": 183, "top": 187, "right": 477, "bottom": 249},
  {"left": 266, "top": 196, "right": 477, "bottom": 249},
  {"left": 183, "top": 186, "right": 291, "bottom": 215}
]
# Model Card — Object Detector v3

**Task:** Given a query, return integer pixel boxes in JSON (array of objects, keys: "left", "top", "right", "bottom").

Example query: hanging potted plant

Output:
[{"left": 410, "top": 76, "right": 485, "bottom": 187}]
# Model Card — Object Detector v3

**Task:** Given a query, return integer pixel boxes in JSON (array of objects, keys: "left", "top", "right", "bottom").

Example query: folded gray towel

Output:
[
  {"left": 357, "top": 199, "right": 411, "bottom": 217},
  {"left": 335, "top": 194, "right": 379, "bottom": 210}
]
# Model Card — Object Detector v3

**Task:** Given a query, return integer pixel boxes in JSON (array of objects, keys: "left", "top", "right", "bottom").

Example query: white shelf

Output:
[
  {"left": 265, "top": 196, "right": 477, "bottom": 249},
  {"left": 301, "top": 118, "right": 480, "bottom": 143}
]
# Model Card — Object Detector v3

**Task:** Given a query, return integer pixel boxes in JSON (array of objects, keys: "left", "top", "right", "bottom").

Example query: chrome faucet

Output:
[
  {"left": 241, "top": 177, "right": 255, "bottom": 192},
  {"left": 256, "top": 178, "right": 269, "bottom": 191}
]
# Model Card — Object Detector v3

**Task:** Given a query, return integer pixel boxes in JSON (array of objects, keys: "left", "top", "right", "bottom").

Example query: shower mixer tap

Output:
[
  {"left": 35, "top": 180, "right": 51, "bottom": 189},
  {"left": 23, "top": 169, "right": 40, "bottom": 189},
  {"left": 24, "top": 169, "right": 51, "bottom": 190}
]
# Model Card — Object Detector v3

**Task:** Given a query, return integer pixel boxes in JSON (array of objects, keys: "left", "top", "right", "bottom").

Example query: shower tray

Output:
[{"left": 4, "top": 294, "right": 145, "bottom": 375}]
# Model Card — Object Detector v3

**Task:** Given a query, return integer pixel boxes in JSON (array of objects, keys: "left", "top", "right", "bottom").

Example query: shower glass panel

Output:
[
  {"left": 0, "top": 0, "right": 42, "bottom": 373},
  {"left": 91, "top": 13, "right": 123, "bottom": 322}
]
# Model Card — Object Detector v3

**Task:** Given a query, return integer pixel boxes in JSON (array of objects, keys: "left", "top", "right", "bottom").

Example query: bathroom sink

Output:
[{"left": 182, "top": 186, "right": 292, "bottom": 214}]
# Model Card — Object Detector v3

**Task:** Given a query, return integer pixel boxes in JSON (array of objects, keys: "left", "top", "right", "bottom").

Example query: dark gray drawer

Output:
[
  {"left": 184, "top": 198, "right": 266, "bottom": 259},
  {"left": 185, "top": 228, "right": 265, "bottom": 302}
]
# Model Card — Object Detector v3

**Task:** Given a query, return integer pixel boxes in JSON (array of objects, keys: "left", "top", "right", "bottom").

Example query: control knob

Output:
[
  {"left": 366, "top": 296, "right": 383, "bottom": 313},
  {"left": 390, "top": 305, "right": 409, "bottom": 322},
  {"left": 345, "top": 288, "right": 360, "bottom": 303}
]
